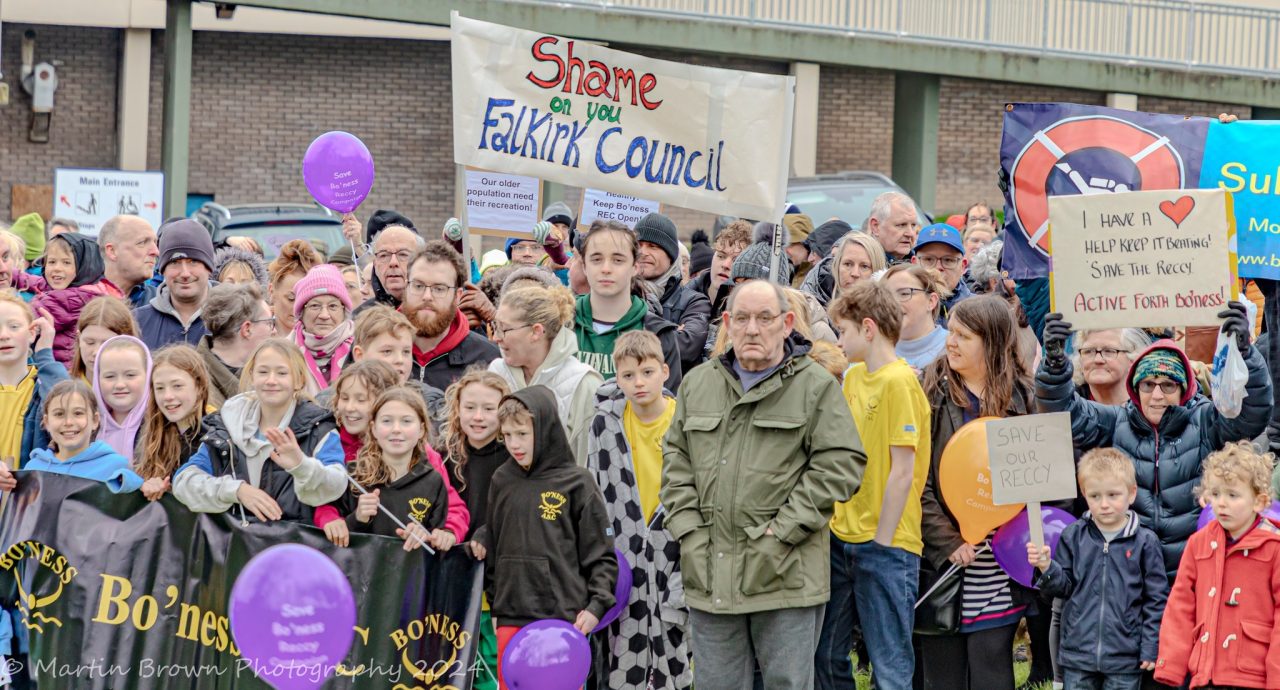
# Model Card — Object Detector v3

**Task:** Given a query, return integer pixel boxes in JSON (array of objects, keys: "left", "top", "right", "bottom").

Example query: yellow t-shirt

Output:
[
  {"left": 623, "top": 398, "right": 677, "bottom": 523},
  {"left": 831, "top": 359, "right": 932, "bottom": 554},
  {"left": 0, "top": 367, "right": 37, "bottom": 469}
]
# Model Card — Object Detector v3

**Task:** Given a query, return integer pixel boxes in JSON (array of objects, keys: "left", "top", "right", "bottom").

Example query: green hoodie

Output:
[{"left": 573, "top": 294, "right": 648, "bottom": 379}]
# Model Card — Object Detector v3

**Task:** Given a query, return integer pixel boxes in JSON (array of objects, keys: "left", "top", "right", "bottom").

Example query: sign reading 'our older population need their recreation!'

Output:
[
  {"left": 450, "top": 14, "right": 795, "bottom": 221},
  {"left": 463, "top": 168, "right": 543, "bottom": 237},
  {"left": 1048, "top": 188, "right": 1238, "bottom": 331}
]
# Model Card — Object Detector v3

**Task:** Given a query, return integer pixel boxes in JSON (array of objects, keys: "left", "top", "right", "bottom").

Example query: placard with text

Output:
[
  {"left": 578, "top": 188, "right": 660, "bottom": 231},
  {"left": 987, "top": 413, "right": 1077, "bottom": 506},
  {"left": 464, "top": 168, "right": 543, "bottom": 238},
  {"left": 1048, "top": 188, "right": 1238, "bottom": 331}
]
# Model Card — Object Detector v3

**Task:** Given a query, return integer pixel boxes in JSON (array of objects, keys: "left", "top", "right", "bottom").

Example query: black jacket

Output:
[
  {"left": 410, "top": 330, "right": 501, "bottom": 393},
  {"left": 197, "top": 400, "right": 337, "bottom": 523},
  {"left": 342, "top": 460, "right": 447, "bottom": 537},
  {"left": 656, "top": 276, "right": 711, "bottom": 374},
  {"left": 448, "top": 439, "right": 511, "bottom": 540},
  {"left": 1035, "top": 512, "right": 1168, "bottom": 672},
  {"left": 476, "top": 386, "right": 617, "bottom": 627}
]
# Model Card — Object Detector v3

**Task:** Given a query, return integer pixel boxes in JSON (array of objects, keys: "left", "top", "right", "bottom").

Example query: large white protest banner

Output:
[
  {"left": 1049, "top": 188, "right": 1238, "bottom": 331},
  {"left": 451, "top": 14, "right": 795, "bottom": 221}
]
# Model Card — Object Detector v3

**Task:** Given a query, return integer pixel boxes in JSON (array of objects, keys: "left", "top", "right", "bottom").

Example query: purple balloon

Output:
[
  {"left": 592, "top": 547, "right": 633, "bottom": 633},
  {"left": 302, "top": 131, "right": 375, "bottom": 213},
  {"left": 501, "top": 619, "right": 590, "bottom": 690},
  {"left": 1198, "top": 500, "right": 1280, "bottom": 530},
  {"left": 230, "top": 544, "right": 356, "bottom": 690},
  {"left": 992, "top": 506, "right": 1076, "bottom": 589}
]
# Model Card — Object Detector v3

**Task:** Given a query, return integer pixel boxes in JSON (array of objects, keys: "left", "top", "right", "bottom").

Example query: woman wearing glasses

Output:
[
  {"left": 488, "top": 283, "right": 603, "bottom": 463},
  {"left": 290, "top": 264, "right": 355, "bottom": 393},
  {"left": 1036, "top": 302, "right": 1273, "bottom": 582},
  {"left": 883, "top": 263, "right": 951, "bottom": 370},
  {"left": 1070, "top": 329, "right": 1150, "bottom": 405}
]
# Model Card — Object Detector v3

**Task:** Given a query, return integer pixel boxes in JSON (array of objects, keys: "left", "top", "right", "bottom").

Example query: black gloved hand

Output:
[
  {"left": 1217, "top": 300, "right": 1251, "bottom": 351},
  {"left": 1042, "top": 312, "right": 1073, "bottom": 373},
  {"left": 996, "top": 166, "right": 1011, "bottom": 194}
]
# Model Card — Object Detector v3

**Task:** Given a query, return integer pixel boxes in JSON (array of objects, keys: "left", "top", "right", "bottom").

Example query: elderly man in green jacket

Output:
[{"left": 661, "top": 279, "right": 866, "bottom": 690}]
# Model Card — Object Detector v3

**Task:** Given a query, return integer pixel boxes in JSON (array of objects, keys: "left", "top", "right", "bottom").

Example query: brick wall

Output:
[
  {"left": 147, "top": 31, "right": 455, "bottom": 231},
  {"left": 1137, "top": 96, "right": 1251, "bottom": 120},
  {"left": 815, "top": 66, "right": 895, "bottom": 177},
  {"left": 0, "top": 23, "right": 120, "bottom": 222},
  {"left": 934, "top": 77, "right": 1109, "bottom": 216}
]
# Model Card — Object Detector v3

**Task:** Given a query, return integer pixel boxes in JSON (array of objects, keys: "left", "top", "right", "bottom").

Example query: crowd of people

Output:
[{"left": 0, "top": 191, "right": 1276, "bottom": 690}]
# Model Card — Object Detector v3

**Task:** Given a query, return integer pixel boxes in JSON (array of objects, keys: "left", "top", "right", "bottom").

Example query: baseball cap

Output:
[{"left": 915, "top": 223, "right": 964, "bottom": 254}]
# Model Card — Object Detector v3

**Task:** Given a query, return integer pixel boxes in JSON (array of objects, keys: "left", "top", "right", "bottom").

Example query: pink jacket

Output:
[{"left": 30, "top": 281, "right": 112, "bottom": 369}]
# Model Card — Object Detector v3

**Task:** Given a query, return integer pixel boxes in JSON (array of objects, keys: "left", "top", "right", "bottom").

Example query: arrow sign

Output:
[
  {"left": 144, "top": 201, "right": 157, "bottom": 210},
  {"left": 59, "top": 195, "right": 70, "bottom": 207}
]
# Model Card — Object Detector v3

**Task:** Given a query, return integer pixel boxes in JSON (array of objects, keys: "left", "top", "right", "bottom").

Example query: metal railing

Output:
[{"left": 540, "top": 0, "right": 1280, "bottom": 77}]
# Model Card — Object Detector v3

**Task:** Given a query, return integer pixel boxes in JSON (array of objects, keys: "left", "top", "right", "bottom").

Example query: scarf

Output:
[{"left": 293, "top": 320, "right": 354, "bottom": 393}]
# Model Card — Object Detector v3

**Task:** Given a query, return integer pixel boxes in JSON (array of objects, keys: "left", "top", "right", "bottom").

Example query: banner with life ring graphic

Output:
[{"left": 999, "top": 103, "right": 1210, "bottom": 279}]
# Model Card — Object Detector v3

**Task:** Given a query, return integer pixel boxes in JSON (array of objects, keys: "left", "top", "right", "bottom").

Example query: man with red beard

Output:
[{"left": 402, "top": 241, "right": 500, "bottom": 391}]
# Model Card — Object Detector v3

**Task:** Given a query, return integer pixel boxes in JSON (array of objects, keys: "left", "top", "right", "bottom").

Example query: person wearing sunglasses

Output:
[
  {"left": 913, "top": 223, "right": 973, "bottom": 327},
  {"left": 1036, "top": 302, "right": 1273, "bottom": 584}
]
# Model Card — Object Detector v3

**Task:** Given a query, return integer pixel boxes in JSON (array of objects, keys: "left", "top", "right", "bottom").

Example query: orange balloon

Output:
[{"left": 939, "top": 417, "right": 1026, "bottom": 544}]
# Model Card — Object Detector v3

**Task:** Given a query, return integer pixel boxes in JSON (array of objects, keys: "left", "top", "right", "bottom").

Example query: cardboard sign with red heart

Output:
[{"left": 1047, "top": 188, "right": 1238, "bottom": 330}]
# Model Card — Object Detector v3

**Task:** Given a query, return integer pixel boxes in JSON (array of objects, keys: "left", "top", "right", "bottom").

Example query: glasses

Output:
[
  {"left": 407, "top": 281, "right": 455, "bottom": 299},
  {"left": 303, "top": 301, "right": 346, "bottom": 315},
  {"left": 729, "top": 312, "right": 780, "bottom": 328},
  {"left": 968, "top": 215, "right": 993, "bottom": 224},
  {"left": 1079, "top": 347, "right": 1132, "bottom": 361},
  {"left": 492, "top": 322, "right": 533, "bottom": 338},
  {"left": 374, "top": 250, "right": 414, "bottom": 265},
  {"left": 893, "top": 287, "right": 927, "bottom": 302},
  {"left": 1137, "top": 380, "right": 1181, "bottom": 395},
  {"left": 917, "top": 256, "right": 963, "bottom": 269},
  {"left": 251, "top": 315, "right": 276, "bottom": 331}
]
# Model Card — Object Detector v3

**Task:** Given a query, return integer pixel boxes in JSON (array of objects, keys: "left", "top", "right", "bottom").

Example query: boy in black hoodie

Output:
[{"left": 472, "top": 386, "right": 617, "bottom": 687}]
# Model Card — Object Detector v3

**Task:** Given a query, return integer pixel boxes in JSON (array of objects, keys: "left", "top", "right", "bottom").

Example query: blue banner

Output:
[
  {"left": 1200, "top": 121, "right": 1280, "bottom": 279},
  {"left": 998, "top": 103, "right": 1210, "bottom": 279}
]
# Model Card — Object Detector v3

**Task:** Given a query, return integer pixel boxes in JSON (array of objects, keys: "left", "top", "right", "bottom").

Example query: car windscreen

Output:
[
  {"left": 786, "top": 184, "right": 930, "bottom": 228},
  {"left": 214, "top": 223, "right": 343, "bottom": 260}
]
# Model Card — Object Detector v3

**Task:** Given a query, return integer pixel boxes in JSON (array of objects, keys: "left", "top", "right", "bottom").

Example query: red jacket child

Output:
[{"left": 1155, "top": 517, "right": 1280, "bottom": 689}]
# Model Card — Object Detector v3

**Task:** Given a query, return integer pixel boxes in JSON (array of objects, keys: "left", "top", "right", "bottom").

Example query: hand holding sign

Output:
[{"left": 302, "top": 131, "right": 375, "bottom": 214}]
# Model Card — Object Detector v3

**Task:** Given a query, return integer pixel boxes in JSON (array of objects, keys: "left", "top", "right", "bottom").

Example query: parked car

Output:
[
  {"left": 191, "top": 202, "right": 344, "bottom": 260},
  {"left": 786, "top": 171, "right": 931, "bottom": 229}
]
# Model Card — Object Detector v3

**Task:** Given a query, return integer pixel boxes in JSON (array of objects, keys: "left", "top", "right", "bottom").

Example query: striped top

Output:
[{"left": 960, "top": 540, "right": 1025, "bottom": 633}]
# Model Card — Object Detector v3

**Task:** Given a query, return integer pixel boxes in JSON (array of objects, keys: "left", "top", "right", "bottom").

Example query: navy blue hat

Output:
[{"left": 915, "top": 223, "right": 964, "bottom": 254}]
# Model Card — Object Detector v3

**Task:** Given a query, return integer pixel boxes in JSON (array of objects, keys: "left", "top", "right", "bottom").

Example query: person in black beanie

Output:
[
  {"left": 634, "top": 212, "right": 711, "bottom": 373},
  {"left": 134, "top": 219, "right": 216, "bottom": 350},
  {"left": 352, "top": 211, "right": 424, "bottom": 316},
  {"left": 798, "top": 220, "right": 854, "bottom": 308},
  {"left": 689, "top": 230, "right": 713, "bottom": 277}
]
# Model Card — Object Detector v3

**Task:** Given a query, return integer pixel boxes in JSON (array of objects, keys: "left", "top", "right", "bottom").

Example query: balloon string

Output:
[
  {"left": 351, "top": 240, "right": 365, "bottom": 290},
  {"left": 913, "top": 545, "right": 990, "bottom": 610},
  {"left": 346, "top": 475, "right": 436, "bottom": 554}
]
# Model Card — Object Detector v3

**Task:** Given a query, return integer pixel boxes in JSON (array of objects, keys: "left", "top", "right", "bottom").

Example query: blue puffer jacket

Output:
[
  {"left": 1035, "top": 339, "right": 1273, "bottom": 580},
  {"left": 1035, "top": 511, "right": 1167, "bottom": 673}
]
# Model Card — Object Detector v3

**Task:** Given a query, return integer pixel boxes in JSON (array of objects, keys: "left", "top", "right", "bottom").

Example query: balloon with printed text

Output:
[
  {"left": 992, "top": 506, "right": 1075, "bottom": 588},
  {"left": 229, "top": 543, "right": 356, "bottom": 690},
  {"left": 939, "top": 417, "right": 1026, "bottom": 544},
  {"left": 302, "top": 131, "right": 375, "bottom": 213}
]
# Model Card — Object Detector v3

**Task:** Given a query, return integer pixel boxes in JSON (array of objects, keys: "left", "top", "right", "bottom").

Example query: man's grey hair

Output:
[
  {"left": 373, "top": 225, "right": 425, "bottom": 250},
  {"left": 968, "top": 239, "right": 1004, "bottom": 287},
  {"left": 204, "top": 282, "right": 264, "bottom": 341},
  {"left": 867, "top": 191, "right": 915, "bottom": 224},
  {"left": 726, "top": 279, "right": 790, "bottom": 316},
  {"left": 48, "top": 217, "right": 80, "bottom": 234}
]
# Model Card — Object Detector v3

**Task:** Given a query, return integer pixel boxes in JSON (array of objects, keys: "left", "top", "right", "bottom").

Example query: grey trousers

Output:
[{"left": 687, "top": 604, "right": 825, "bottom": 690}]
